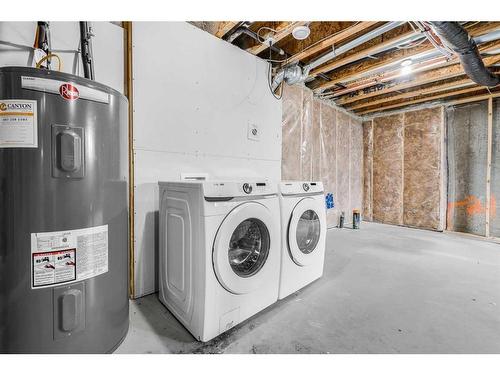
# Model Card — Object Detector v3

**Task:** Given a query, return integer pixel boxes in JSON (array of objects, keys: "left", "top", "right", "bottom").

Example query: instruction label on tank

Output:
[
  {"left": 0, "top": 99, "right": 37, "bottom": 148},
  {"left": 31, "top": 225, "right": 108, "bottom": 289}
]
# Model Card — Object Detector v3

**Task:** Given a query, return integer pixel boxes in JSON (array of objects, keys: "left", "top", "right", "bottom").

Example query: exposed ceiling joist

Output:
[
  {"left": 194, "top": 21, "right": 500, "bottom": 116},
  {"left": 314, "top": 43, "right": 435, "bottom": 92},
  {"left": 314, "top": 22, "right": 500, "bottom": 93},
  {"left": 215, "top": 22, "right": 240, "bottom": 38},
  {"left": 356, "top": 85, "right": 491, "bottom": 115},
  {"left": 330, "top": 39, "right": 500, "bottom": 101},
  {"left": 335, "top": 54, "right": 500, "bottom": 106},
  {"left": 447, "top": 91, "right": 500, "bottom": 106},
  {"left": 310, "top": 29, "right": 419, "bottom": 77},
  {"left": 247, "top": 21, "right": 308, "bottom": 55},
  {"left": 348, "top": 78, "right": 476, "bottom": 111},
  {"left": 286, "top": 21, "right": 379, "bottom": 65}
]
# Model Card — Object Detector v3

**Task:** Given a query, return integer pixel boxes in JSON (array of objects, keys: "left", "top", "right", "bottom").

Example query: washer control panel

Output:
[
  {"left": 239, "top": 182, "right": 271, "bottom": 196},
  {"left": 242, "top": 183, "right": 253, "bottom": 194},
  {"left": 201, "top": 181, "right": 277, "bottom": 198}
]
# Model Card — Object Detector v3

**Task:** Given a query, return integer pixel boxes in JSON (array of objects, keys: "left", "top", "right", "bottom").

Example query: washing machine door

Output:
[
  {"left": 287, "top": 197, "right": 325, "bottom": 266},
  {"left": 213, "top": 201, "right": 274, "bottom": 295}
]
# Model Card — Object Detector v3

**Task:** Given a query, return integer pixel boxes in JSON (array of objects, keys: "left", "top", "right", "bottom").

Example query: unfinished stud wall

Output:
[
  {"left": 446, "top": 102, "right": 488, "bottom": 236},
  {"left": 372, "top": 114, "right": 405, "bottom": 225},
  {"left": 282, "top": 84, "right": 364, "bottom": 228},
  {"left": 363, "top": 107, "right": 445, "bottom": 231},
  {"left": 362, "top": 121, "right": 373, "bottom": 221},
  {"left": 446, "top": 99, "right": 500, "bottom": 238},
  {"left": 404, "top": 108, "right": 444, "bottom": 229},
  {"left": 491, "top": 98, "right": 500, "bottom": 237}
]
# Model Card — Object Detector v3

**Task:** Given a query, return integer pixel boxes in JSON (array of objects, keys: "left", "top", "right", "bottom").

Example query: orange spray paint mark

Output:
[
  {"left": 447, "top": 195, "right": 488, "bottom": 229},
  {"left": 447, "top": 194, "right": 497, "bottom": 230}
]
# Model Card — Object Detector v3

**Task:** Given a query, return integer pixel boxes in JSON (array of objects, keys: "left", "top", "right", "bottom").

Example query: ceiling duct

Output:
[
  {"left": 429, "top": 21, "right": 500, "bottom": 87},
  {"left": 271, "top": 21, "right": 406, "bottom": 91}
]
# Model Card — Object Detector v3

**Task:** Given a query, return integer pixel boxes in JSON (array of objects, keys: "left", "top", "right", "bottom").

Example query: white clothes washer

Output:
[
  {"left": 158, "top": 180, "right": 280, "bottom": 342},
  {"left": 278, "top": 181, "right": 327, "bottom": 300}
]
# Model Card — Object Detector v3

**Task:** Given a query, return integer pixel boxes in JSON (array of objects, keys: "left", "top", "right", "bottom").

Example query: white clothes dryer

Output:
[{"left": 278, "top": 181, "right": 327, "bottom": 300}]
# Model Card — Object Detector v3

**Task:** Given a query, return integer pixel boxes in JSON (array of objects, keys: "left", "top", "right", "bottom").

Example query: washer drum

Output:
[{"left": 0, "top": 67, "right": 129, "bottom": 353}]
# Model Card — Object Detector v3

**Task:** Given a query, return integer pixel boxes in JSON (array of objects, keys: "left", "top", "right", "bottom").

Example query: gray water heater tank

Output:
[{"left": 0, "top": 67, "right": 129, "bottom": 353}]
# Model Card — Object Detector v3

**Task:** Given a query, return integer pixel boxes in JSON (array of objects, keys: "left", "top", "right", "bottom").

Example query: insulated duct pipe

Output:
[
  {"left": 429, "top": 21, "right": 500, "bottom": 87},
  {"left": 79, "top": 21, "right": 95, "bottom": 80},
  {"left": 271, "top": 21, "right": 407, "bottom": 91}
]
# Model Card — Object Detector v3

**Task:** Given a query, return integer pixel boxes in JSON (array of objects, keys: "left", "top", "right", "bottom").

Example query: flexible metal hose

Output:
[{"left": 429, "top": 22, "right": 500, "bottom": 87}]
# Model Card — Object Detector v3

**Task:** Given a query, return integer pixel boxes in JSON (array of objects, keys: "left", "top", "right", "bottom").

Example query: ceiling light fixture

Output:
[
  {"left": 401, "top": 65, "right": 413, "bottom": 75},
  {"left": 401, "top": 58, "right": 413, "bottom": 67},
  {"left": 400, "top": 58, "right": 413, "bottom": 75},
  {"left": 292, "top": 25, "right": 310, "bottom": 40}
]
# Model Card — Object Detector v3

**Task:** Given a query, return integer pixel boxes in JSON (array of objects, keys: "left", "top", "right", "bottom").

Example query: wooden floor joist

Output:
[
  {"left": 314, "top": 22, "right": 500, "bottom": 92},
  {"left": 314, "top": 42, "right": 436, "bottom": 92},
  {"left": 325, "top": 38, "right": 500, "bottom": 101},
  {"left": 347, "top": 78, "right": 475, "bottom": 110},
  {"left": 326, "top": 55, "right": 455, "bottom": 99},
  {"left": 447, "top": 91, "right": 500, "bottom": 106},
  {"left": 215, "top": 22, "right": 240, "bottom": 38},
  {"left": 286, "top": 21, "right": 379, "bottom": 64},
  {"left": 192, "top": 21, "right": 500, "bottom": 115},
  {"left": 247, "top": 21, "right": 308, "bottom": 55},
  {"left": 335, "top": 54, "right": 500, "bottom": 106},
  {"left": 310, "top": 29, "right": 419, "bottom": 77},
  {"left": 356, "top": 85, "right": 490, "bottom": 115}
]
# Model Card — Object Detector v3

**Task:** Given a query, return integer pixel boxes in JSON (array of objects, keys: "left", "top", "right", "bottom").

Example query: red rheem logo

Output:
[{"left": 59, "top": 83, "right": 79, "bottom": 100}]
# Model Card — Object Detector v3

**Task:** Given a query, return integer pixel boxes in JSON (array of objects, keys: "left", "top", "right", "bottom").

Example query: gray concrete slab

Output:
[{"left": 115, "top": 222, "right": 500, "bottom": 354}]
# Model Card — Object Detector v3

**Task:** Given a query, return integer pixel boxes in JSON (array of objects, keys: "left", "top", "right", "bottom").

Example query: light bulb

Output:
[{"left": 401, "top": 65, "right": 413, "bottom": 75}]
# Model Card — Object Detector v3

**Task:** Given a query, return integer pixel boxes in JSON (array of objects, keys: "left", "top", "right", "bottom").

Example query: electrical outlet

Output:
[{"left": 247, "top": 123, "right": 260, "bottom": 142}]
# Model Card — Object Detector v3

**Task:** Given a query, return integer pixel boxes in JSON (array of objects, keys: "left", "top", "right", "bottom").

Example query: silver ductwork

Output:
[
  {"left": 429, "top": 21, "right": 500, "bottom": 87},
  {"left": 271, "top": 21, "right": 407, "bottom": 90},
  {"left": 271, "top": 64, "right": 307, "bottom": 91}
]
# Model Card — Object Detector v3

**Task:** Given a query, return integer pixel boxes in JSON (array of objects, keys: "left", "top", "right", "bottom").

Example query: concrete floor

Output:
[{"left": 116, "top": 222, "right": 500, "bottom": 354}]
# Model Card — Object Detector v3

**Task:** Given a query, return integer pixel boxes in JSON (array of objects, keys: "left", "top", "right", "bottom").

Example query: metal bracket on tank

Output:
[{"left": 52, "top": 125, "right": 85, "bottom": 179}]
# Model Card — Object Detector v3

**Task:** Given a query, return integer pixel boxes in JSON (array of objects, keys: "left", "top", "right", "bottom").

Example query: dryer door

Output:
[
  {"left": 213, "top": 202, "right": 275, "bottom": 295},
  {"left": 287, "top": 197, "right": 325, "bottom": 266}
]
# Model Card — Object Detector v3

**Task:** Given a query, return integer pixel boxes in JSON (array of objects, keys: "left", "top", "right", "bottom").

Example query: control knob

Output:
[{"left": 243, "top": 183, "right": 252, "bottom": 194}]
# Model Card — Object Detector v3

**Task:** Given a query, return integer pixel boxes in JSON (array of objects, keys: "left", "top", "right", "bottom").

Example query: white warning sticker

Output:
[
  {"left": 0, "top": 99, "right": 37, "bottom": 148},
  {"left": 31, "top": 225, "right": 108, "bottom": 289}
]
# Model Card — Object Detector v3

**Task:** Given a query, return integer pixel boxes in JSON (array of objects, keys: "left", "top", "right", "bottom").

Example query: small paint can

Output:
[
  {"left": 339, "top": 211, "right": 345, "bottom": 228},
  {"left": 353, "top": 209, "right": 361, "bottom": 229}
]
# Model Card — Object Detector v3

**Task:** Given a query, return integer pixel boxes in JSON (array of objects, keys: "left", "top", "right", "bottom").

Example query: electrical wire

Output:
[
  {"left": 267, "top": 45, "right": 283, "bottom": 100},
  {"left": 263, "top": 57, "right": 289, "bottom": 63},
  {"left": 36, "top": 53, "right": 62, "bottom": 71},
  {"left": 256, "top": 26, "right": 278, "bottom": 43},
  {"left": 396, "top": 36, "right": 429, "bottom": 49},
  {"left": 256, "top": 23, "right": 299, "bottom": 44},
  {"left": 415, "top": 21, "right": 454, "bottom": 58}
]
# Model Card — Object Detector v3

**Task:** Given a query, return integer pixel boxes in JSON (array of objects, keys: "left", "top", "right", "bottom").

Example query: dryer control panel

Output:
[{"left": 279, "top": 181, "right": 324, "bottom": 196}]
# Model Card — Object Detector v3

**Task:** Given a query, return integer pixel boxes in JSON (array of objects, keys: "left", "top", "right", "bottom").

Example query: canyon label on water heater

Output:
[{"left": 0, "top": 99, "right": 38, "bottom": 148}]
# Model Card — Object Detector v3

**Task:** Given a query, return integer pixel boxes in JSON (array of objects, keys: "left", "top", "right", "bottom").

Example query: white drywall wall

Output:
[
  {"left": 132, "top": 22, "right": 282, "bottom": 297},
  {"left": 0, "top": 22, "right": 124, "bottom": 93}
]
